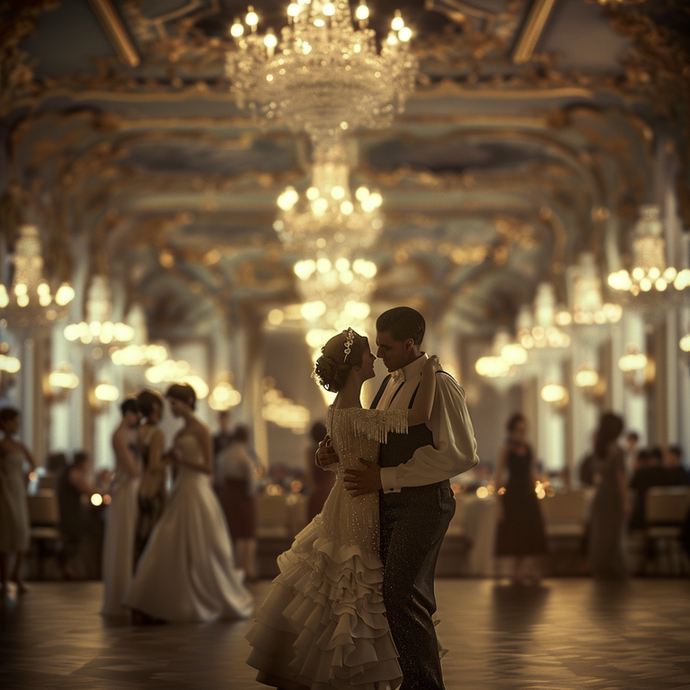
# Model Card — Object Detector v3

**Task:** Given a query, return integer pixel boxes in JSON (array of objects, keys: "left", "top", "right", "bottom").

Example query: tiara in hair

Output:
[{"left": 343, "top": 328, "right": 355, "bottom": 362}]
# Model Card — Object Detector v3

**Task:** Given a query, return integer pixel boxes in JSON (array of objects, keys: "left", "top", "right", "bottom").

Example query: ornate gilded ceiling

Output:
[{"left": 1, "top": 0, "right": 689, "bottom": 341}]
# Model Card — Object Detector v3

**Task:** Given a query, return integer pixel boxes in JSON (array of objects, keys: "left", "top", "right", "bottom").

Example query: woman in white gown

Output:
[
  {"left": 101, "top": 398, "right": 141, "bottom": 617},
  {"left": 0, "top": 407, "right": 36, "bottom": 594},
  {"left": 246, "top": 328, "right": 439, "bottom": 690},
  {"left": 125, "top": 383, "right": 253, "bottom": 623}
]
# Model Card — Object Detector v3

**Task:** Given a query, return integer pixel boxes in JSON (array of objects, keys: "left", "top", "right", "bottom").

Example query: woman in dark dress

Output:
[
  {"left": 494, "top": 413, "right": 548, "bottom": 584},
  {"left": 588, "top": 412, "right": 629, "bottom": 579}
]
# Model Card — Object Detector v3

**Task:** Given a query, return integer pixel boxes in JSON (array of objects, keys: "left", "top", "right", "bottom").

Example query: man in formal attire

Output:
[
  {"left": 318, "top": 306, "right": 479, "bottom": 690},
  {"left": 212, "top": 410, "right": 235, "bottom": 476}
]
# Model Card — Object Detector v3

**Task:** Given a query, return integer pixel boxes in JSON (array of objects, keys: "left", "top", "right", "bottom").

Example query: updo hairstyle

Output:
[
  {"left": 165, "top": 382, "right": 197, "bottom": 410},
  {"left": 313, "top": 329, "right": 367, "bottom": 393}
]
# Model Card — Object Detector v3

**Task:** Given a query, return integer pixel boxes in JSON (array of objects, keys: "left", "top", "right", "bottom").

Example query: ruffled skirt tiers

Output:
[{"left": 246, "top": 513, "right": 402, "bottom": 690}]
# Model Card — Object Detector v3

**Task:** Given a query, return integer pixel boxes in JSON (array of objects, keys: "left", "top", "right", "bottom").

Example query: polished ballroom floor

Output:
[{"left": 2, "top": 578, "right": 690, "bottom": 690}]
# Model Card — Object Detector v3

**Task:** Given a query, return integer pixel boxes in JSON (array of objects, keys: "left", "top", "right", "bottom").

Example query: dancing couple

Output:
[{"left": 247, "top": 306, "right": 479, "bottom": 690}]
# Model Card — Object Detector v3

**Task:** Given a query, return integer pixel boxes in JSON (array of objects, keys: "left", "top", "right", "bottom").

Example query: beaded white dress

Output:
[{"left": 246, "top": 406, "right": 407, "bottom": 690}]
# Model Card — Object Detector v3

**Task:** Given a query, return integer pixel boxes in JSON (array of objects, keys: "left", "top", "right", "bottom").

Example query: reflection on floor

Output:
[{"left": 2, "top": 578, "right": 690, "bottom": 689}]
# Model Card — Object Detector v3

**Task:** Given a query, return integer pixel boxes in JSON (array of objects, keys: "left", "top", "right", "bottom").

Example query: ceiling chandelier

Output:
[
  {"left": 607, "top": 205, "right": 690, "bottom": 301},
  {"left": 227, "top": 1, "right": 417, "bottom": 138},
  {"left": 64, "top": 276, "right": 135, "bottom": 360},
  {"left": 110, "top": 305, "right": 169, "bottom": 368},
  {"left": 516, "top": 283, "right": 571, "bottom": 352},
  {"left": 0, "top": 225, "right": 75, "bottom": 330},
  {"left": 569, "top": 253, "right": 623, "bottom": 326},
  {"left": 275, "top": 139, "right": 383, "bottom": 254}
]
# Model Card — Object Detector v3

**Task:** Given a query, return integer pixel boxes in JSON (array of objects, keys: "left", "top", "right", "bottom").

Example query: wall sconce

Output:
[
  {"left": 45, "top": 365, "right": 79, "bottom": 403},
  {"left": 89, "top": 382, "right": 120, "bottom": 412},
  {"left": 0, "top": 344, "right": 21, "bottom": 397},
  {"left": 209, "top": 381, "right": 242, "bottom": 411},
  {"left": 540, "top": 382, "right": 569, "bottom": 409},
  {"left": 680, "top": 332, "right": 690, "bottom": 356},
  {"left": 618, "top": 346, "right": 654, "bottom": 393},
  {"left": 573, "top": 364, "right": 606, "bottom": 402}
]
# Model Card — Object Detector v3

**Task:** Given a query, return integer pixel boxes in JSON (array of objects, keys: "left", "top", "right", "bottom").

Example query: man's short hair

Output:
[
  {"left": 376, "top": 307, "right": 425, "bottom": 347},
  {"left": 627, "top": 431, "right": 639, "bottom": 442},
  {"left": 120, "top": 398, "right": 138, "bottom": 417}
]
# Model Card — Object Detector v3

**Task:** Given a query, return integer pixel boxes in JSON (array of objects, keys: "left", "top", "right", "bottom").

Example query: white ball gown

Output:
[
  {"left": 125, "top": 434, "right": 253, "bottom": 622},
  {"left": 101, "top": 464, "right": 140, "bottom": 617},
  {"left": 246, "top": 407, "right": 407, "bottom": 690}
]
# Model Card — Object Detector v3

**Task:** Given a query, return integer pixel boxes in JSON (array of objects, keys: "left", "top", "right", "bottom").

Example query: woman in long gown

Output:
[
  {"left": 101, "top": 398, "right": 141, "bottom": 616},
  {"left": 0, "top": 407, "right": 36, "bottom": 593},
  {"left": 125, "top": 383, "right": 253, "bottom": 623},
  {"left": 246, "top": 328, "right": 440, "bottom": 690},
  {"left": 132, "top": 389, "right": 167, "bottom": 567},
  {"left": 588, "top": 412, "right": 629, "bottom": 579},
  {"left": 494, "top": 413, "right": 548, "bottom": 584}
]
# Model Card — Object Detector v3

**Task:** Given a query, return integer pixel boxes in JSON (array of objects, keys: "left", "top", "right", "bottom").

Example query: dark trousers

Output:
[{"left": 379, "top": 481, "right": 455, "bottom": 690}]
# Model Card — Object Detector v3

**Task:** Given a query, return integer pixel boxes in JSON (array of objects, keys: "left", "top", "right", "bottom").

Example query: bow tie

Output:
[{"left": 390, "top": 369, "right": 405, "bottom": 384}]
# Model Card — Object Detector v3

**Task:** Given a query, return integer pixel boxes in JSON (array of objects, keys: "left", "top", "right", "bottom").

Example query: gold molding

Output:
[
  {"left": 86, "top": 0, "right": 140, "bottom": 67},
  {"left": 512, "top": 0, "right": 558, "bottom": 64}
]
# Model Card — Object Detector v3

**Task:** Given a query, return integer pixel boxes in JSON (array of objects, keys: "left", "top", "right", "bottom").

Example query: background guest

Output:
[
  {"left": 0, "top": 407, "right": 36, "bottom": 593},
  {"left": 624, "top": 431, "right": 640, "bottom": 478},
  {"left": 217, "top": 424, "right": 258, "bottom": 582},
  {"left": 663, "top": 445, "right": 688, "bottom": 485},
  {"left": 494, "top": 413, "right": 548, "bottom": 584},
  {"left": 101, "top": 397, "right": 141, "bottom": 617},
  {"left": 133, "top": 389, "right": 167, "bottom": 567},
  {"left": 57, "top": 451, "right": 100, "bottom": 579},
  {"left": 629, "top": 447, "right": 665, "bottom": 531},
  {"left": 588, "top": 412, "right": 629, "bottom": 580},
  {"left": 212, "top": 410, "right": 235, "bottom": 476}
]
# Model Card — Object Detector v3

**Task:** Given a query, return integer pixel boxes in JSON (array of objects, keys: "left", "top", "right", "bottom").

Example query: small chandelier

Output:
[
  {"left": 0, "top": 225, "right": 75, "bottom": 330},
  {"left": 227, "top": 1, "right": 417, "bottom": 138},
  {"left": 110, "top": 305, "right": 169, "bottom": 368},
  {"left": 64, "top": 276, "right": 134, "bottom": 359},
  {"left": 570, "top": 253, "right": 623, "bottom": 326},
  {"left": 275, "top": 139, "right": 383, "bottom": 254},
  {"left": 516, "top": 283, "right": 571, "bottom": 351},
  {"left": 608, "top": 205, "right": 690, "bottom": 298}
]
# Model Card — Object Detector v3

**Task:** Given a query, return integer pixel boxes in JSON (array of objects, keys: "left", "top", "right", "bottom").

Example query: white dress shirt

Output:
[{"left": 373, "top": 353, "right": 479, "bottom": 493}]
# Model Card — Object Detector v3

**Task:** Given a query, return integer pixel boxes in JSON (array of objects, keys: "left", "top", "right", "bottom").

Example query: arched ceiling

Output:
[{"left": 1, "top": 0, "right": 689, "bottom": 342}]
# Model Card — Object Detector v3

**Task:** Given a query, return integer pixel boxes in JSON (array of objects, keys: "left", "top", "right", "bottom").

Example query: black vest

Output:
[{"left": 371, "top": 374, "right": 435, "bottom": 468}]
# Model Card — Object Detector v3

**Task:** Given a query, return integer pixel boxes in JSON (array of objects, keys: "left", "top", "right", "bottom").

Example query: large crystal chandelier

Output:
[
  {"left": 608, "top": 205, "right": 690, "bottom": 299},
  {"left": 275, "top": 139, "right": 383, "bottom": 254},
  {"left": 0, "top": 225, "right": 75, "bottom": 330},
  {"left": 227, "top": 1, "right": 417, "bottom": 138}
]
